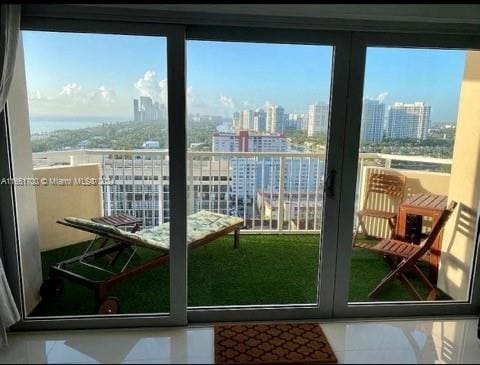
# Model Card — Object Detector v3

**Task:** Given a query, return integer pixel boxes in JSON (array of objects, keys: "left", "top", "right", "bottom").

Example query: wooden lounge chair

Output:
[
  {"left": 40, "top": 210, "right": 244, "bottom": 314},
  {"left": 362, "top": 201, "right": 457, "bottom": 301},
  {"left": 354, "top": 172, "right": 406, "bottom": 242}
]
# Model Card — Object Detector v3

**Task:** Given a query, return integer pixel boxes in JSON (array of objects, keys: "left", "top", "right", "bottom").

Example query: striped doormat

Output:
[{"left": 215, "top": 322, "right": 337, "bottom": 364}]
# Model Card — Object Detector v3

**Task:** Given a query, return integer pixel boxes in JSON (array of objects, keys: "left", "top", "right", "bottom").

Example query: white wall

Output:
[
  {"left": 34, "top": 164, "right": 103, "bottom": 252},
  {"left": 438, "top": 51, "right": 480, "bottom": 300}
]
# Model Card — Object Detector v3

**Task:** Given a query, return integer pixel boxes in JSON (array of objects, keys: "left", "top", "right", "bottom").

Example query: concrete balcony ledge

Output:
[{"left": 33, "top": 163, "right": 103, "bottom": 251}]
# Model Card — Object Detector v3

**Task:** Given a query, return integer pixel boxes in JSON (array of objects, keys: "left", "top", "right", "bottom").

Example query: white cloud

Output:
[
  {"left": 134, "top": 70, "right": 167, "bottom": 104},
  {"left": 376, "top": 92, "right": 389, "bottom": 103},
  {"left": 363, "top": 92, "right": 389, "bottom": 103},
  {"left": 29, "top": 90, "right": 42, "bottom": 100},
  {"left": 219, "top": 95, "right": 235, "bottom": 109},
  {"left": 28, "top": 90, "right": 54, "bottom": 101},
  {"left": 91, "top": 86, "right": 116, "bottom": 103},
  {"left": 28, "top": 83, "right": 126, "bottom": 118},
  {"left": 59, "top": 83, "right": 82, "bottom": 97}
]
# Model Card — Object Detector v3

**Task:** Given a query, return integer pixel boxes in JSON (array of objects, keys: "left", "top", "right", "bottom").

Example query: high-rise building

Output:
[
  {"left": 241, "top": 109, "right": 255, "bottom": 130},
  {"left": 213, "top": 130, "right": 288, "bottom": 199},
  {"left": 307, "top": 103, "right": 329, "bottom": 137},
  {"left": 300, "top": 113, "right": 308, "bottom": 131},
  {"left": 102, "top": 155, "right": 231, "bottom": 227},
  {"left": 213, "top": 130, "right": 287, "bottom": 153},
  {"left": 253, "top": 109, "right": 267, "bottom": 132},
  {"left": 285, "top": 113, "right": 303, "bottom": 132},
  {"left": 133, "top": 99, "right": 140, "bottom": 121},
  {"left": 266, "top": 105, "right": 285, "bottom": 133},
  {"left": 360, "top": 99, "right": 386, "bottom": 143},
  {"left": 133, "top": 96, "right": 166, "bottom": 122},
  {"left": 233, "top": 111, "right": 241, "bottom": 129},
  {"left": 211, "top": 130, "right": 323, "bottom": 212},
  {"left": 139, "top": 96, "right": 153, "bottom": 121},
  {"left": 152, "top": 102, "right": 166, "bottom": 122},
  {"left": 387, "top": 102, "right": 431, "bottom": 140}
]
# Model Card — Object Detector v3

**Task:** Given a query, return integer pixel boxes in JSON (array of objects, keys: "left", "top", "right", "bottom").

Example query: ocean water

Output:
[{"left": 29, "top": 118, "right": 127, "bottom": 135}]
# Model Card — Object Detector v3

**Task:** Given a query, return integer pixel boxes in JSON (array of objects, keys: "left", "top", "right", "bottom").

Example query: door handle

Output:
[{"left": 325, "top": 170, "right": 337, "bottom": 198}]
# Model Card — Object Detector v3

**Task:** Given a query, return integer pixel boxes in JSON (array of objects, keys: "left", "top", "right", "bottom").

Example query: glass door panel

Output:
[
  {"left": 347, "top": 46, "right": 480, "bottom": 304},
  {"left": 20, "top": 31, "right": 171, "bottom": 317},
  {"left": 185, "top": 40, "right": 334, "bottom": 308}
]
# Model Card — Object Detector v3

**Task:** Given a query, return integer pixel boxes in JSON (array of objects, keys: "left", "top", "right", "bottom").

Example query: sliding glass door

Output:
[
  {"left": 7, "top": 23, "right": 188, "bottom": 327},
  {"left": 334, "top": 33, "right": 480, "bottom": 318},
  {"left": 11, "top": 24, "right": 350, "bottom": 326},
  {"left": 184, "top": 29, "right": 350, "bottom": 321},
  {"left": 5, "top": 19, "right": 480, "bottom": 329}
]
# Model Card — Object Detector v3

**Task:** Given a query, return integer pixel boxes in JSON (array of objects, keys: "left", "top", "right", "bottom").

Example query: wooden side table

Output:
[{"left": 395, "top": 193, "right": 448, "bottom": 284}]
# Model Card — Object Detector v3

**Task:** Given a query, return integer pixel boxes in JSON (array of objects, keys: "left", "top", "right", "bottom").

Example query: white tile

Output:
[
  {"left": 339, "top": 349, "right": 419, "bottom": 364},
  {"left": 122, "top": 360, "right": 172, "bottom": 364},
  {"left": 0, "top": 336, "right": 54, "bottom": 364},
  {"left": 0, "top": 318, "right": 478, "bottom": 364},
  {"left": 45, "top": 341, "right": 99, "bottom": 364},
  {"left": 321, "top": 321, "right": 400, "bottom": 351},
  {"left": 185, "top": 328, "right": 214, "bottom": 364}
]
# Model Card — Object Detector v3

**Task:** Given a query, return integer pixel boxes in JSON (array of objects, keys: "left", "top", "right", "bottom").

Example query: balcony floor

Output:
[{"left": 31, "top": 234, "right": 450, "bottom": 317}]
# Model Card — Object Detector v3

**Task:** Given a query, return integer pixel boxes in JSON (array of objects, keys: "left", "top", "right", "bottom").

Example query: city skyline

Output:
[
  {"left": 230, "top": 99, "right": 434, "bottom": 141},
  {"left": 24, "top": 31, "right": 465, "bottom": 124}
]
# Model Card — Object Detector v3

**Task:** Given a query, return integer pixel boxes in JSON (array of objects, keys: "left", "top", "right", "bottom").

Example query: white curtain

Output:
[
  {"left": 0, "top": 258, "right": 19, "bottom": 347},
  {"left": 0, "top": 4, "right": 21, "bottom": 347},
  {"left": 0, "top": 4, "right": 21, "bottom": 111}
]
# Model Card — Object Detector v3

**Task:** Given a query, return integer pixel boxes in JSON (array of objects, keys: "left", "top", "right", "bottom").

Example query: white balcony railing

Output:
[{"left": 32, "top": 149, "right": 452, "bottom": 234}]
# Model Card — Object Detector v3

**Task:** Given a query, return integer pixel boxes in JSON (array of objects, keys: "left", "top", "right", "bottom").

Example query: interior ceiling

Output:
[{"left": 81, "top": 4, "right": 480, "bottom": 24}]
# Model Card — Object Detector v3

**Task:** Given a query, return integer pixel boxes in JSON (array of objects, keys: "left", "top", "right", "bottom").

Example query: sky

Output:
[{"left": 23, "top": 31, "right": 466, "bottom": 124}]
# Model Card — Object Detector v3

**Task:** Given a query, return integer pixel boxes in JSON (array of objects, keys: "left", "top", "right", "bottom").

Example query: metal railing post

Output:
[
  {"left": 384, "top": 158, "right": 391, "bottom": 169},
  {"left": 278, "top": 155, "right": 286, "bottom": 233},
  {"left": 188, "top": 154, "right": 194, "bottom": 215},
  {"left": 357, "top": 156, "right": 366, "bottom": 213}
]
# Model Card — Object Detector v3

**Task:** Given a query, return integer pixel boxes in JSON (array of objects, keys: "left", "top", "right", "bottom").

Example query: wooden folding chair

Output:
[
  {"left": 367, "top": 201, "right": 457, "bottom": 301},
  {"left": 354, "top": 172, "right": 406, "bottom": 241}
]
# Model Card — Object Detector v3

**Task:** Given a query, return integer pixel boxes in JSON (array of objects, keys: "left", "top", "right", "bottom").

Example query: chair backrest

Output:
[
  {"left": 406, "top": 200, "right": 457, "bottom": 265},
  {"left": 364, "top": 172, "right": 406, "bottom": 208}
]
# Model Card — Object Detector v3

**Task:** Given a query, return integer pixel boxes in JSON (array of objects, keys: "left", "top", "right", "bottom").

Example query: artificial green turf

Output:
[{"left": 31, "top": 234, "right": 449, "bottom": 316}]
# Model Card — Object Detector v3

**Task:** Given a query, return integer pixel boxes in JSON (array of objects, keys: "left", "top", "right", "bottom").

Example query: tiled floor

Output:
[{"left": 0, "top": 317, "right": 479, "bottom": 364}]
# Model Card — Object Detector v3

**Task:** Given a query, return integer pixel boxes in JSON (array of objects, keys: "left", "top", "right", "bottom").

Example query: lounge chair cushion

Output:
[
  {"left": 64, "top": 211, "right": 243, "bottom": 252},
  {"left": 64, "top": 217, "right": 123, "bottom": 235},
  {"left": 132, "top": 210, "right": 243, "bottom": 251}
]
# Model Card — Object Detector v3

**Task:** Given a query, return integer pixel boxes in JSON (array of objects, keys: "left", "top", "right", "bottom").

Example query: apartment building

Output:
[
  {"left": 133, "top": 96, "right": 166, "bottom": 123},
  {"left": 104, "top": 155, "right": 232, "bottom": 226},
  {"left": 387, "top": 101, "right": 432, "bottom": 140},
  {"left": 266, "top": 105, "right": 285, "bottom": 133},
  {"left": 360, "top": 98, "right": 386, "bottom": 143},
  {"left": 212, "top": 130, "right": 288, "bottom": 153},
  {"left": 307, "top": 102, "right": 329, "bottom": 137}
]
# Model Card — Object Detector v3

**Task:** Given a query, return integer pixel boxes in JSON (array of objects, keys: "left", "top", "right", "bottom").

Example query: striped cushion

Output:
[
  {"left": 64, "top": 211, "right": 243, "bottom": 252},
  {"left": 64, "top": 217, "right": 123, "bottom": 235}
]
